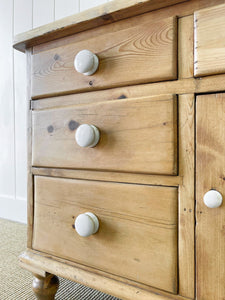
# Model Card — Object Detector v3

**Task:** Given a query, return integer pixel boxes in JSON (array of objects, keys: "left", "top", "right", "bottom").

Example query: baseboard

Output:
[{"left": 0, "top": 195, "right": 27, "bottom": 223}]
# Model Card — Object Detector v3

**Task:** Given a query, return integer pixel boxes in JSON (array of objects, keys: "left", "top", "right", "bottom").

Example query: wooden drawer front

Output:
[
  {"left": 32, "top": 94, "right": 177, "bottom": 175},
  {"left": 33, "top": 176, "right": 178, "bottom": 293},
  {"left": 31, "top": 16, "right": 177, "bottom": 98},
  {"left": 194, "top": 4, "right": 225, "bottom": 77}
]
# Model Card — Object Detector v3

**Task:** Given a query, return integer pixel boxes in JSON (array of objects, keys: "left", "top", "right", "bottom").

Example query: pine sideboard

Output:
[{"left": 14, "top": 0, "right": 225, "bottom": 299}]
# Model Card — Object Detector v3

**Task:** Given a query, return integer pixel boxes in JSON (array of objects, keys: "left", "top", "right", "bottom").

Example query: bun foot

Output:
[{"left": 32, "top": 273, "right": 59, "bottom": 300}]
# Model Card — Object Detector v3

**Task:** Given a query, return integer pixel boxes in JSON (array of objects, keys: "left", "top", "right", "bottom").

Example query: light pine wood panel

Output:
[
  {"left": 32, "top": 94, "right": 177, "bottom": 175},
  {"left": 20, "top": 250, "right": 190, "bottom": 300},
  {"left": 178, "top": 16, "right": 194, "bottom": 79},
  {"left": 26, "top": 49, "right": 34, "bottom": 247},
  {"left": 31, "top": 16, "right": 177, "bottom": 97},
  {"left": 19, "top": 260, "right": 47, "bottom": 278},
  {"left": 194, "top": 3, "right": 225, "bottom": 77},
  {"left": 13, "top": 0, "right": 188, "bottom": 52},
  {"left": 196, "top": 93, "right": 225, "bottom": 300},
  {"left": 32, "top": 167, "right": 181, "bottom": 186},
  {"left": 31, "top": 0, "right": 225, "bottom": 56},
  {"left": 31, "top": 73, "right": 225, "bottom": 108},
  {"left": 15, "top": 0, "right": 225, "bottom": 54},
  {"left": 33, "top": 176, "right": 178, "bottom": 293},
  {"left": 32, "top": 4, "right": 181, "bottom": 56},
  {"left": 178, "top": 94, "right": 195, "bottom": 298}
]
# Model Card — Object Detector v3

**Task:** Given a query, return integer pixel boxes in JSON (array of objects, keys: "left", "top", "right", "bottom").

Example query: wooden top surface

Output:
[{"left": 13, "top": 0, "right": 188, "bottom": 52}]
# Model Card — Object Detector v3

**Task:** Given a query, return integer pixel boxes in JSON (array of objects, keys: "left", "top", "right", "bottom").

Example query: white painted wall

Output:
[{"left": 0, "top": 0, "right": 110, "bottom": 223}]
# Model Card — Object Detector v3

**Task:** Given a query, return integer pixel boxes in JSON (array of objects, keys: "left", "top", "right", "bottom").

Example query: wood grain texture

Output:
[
  {"left": 32, "top": 273, "right": 59, "bottom": 300},
  {"left": 178, "top": 16, "right": 194, "bottom": 78},
  {"left": 32, "top": 94, "right": 177, "bottom": 175},
  {"left": 178, "top": 94, "right": 195, "bottom": 298},
  {"left": 20, "top": 250, "right": 190, "bottom": 300},
  {"left": 32, "top": 167, "right": 181, "bottom": 186},
  {"left": 31, "top": 16, "right": 177, "bottom": 98},
  {"left": 19, "top": 261, "right": 47, "bottom": 278},
  {"left": 31, "top": 0, "right": 225, "bottom": 56},
  {"left": 13, "top": 0, "right": 188, "bottom": 53},
  {"left": 194, "top": 3, "right": 225, "bottom": 77},
  {"left": 26, "top": 49, "right": 33, "bottom": 248},
  {"left": 15, "top": 0, "right": 225, "bottom": 55},
  {"left": 196, "top": 93, "right": 225, "bottom": 300},
  {"left": 31, "top": 73, "right": 225, "bottom": 107},
  {"left": 33, "top": 176, "right": 178, "bottom": 293},
  {"left": 15, "top": 1, "right": 225, "bottom": 299}
]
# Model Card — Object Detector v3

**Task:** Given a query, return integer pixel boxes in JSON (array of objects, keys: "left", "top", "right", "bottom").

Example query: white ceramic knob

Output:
[
  {"left": 203, "top": 190, "right": 223, "bottom": 208},
  {"left": 74, "top": 50, "right": 99, "bottom": 75},
  {"left": 75, "top": 124, "right": 100, "bottom": 148},
  {"left": 75, "top": 212, "right": 99, "bottom": 237}
]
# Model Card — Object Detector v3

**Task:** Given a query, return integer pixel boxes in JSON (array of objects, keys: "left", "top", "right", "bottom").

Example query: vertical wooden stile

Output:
[
  {"left": 26, "top": 48, "right": 34, "bottom": 248},
  {"left": 178, "top": 94, "right": 195, "bottom": 298},
  {"left": 178, "top": 15, "right": 194, "bottom": 79}
]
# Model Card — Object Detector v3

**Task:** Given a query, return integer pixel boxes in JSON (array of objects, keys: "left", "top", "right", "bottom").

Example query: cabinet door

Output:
[{"left": 196, "top": 93, "right": 225, "bottom": 300}]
